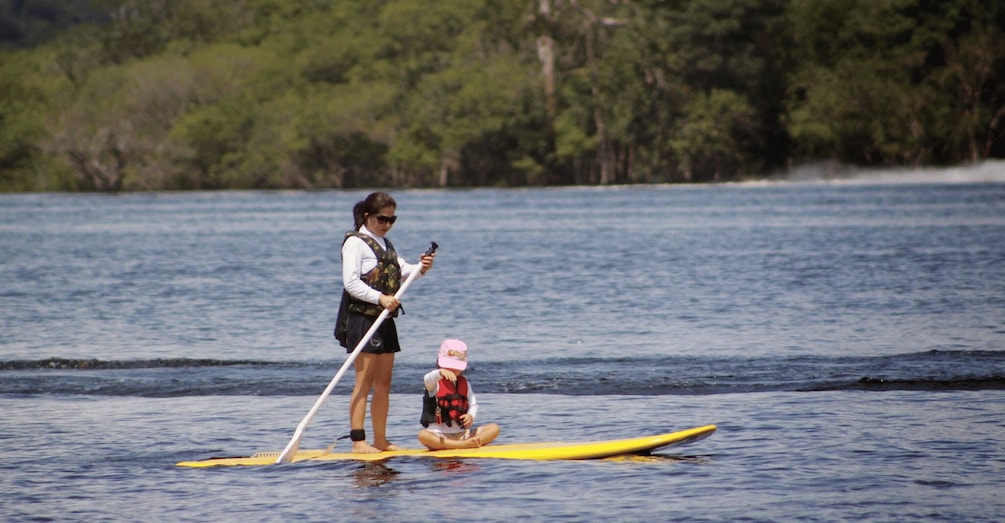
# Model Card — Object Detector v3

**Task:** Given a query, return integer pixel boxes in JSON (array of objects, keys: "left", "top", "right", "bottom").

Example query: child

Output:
[{"left": 418, "top": 339, "right": 501, "bottom": 450}]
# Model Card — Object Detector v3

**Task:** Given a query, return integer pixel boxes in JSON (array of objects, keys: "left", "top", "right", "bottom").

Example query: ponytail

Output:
[{"left": 352, "top": 201, "right": 367, "bottom": 229}]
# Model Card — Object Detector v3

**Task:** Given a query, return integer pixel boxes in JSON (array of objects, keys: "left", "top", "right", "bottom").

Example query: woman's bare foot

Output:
[
  {"left": 352, "top": 441, "right": 381, "bottom": 454},
  {"left": 374, "top": 442, "right": 401, "bottom": 452}
]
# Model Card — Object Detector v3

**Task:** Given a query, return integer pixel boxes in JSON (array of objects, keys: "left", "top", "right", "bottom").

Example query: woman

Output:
[{"left": 335, "top": 191, "right": 435, "bottom": 453}]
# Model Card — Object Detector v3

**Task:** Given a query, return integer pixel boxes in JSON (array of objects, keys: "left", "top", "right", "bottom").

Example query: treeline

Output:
[{"left": 1, "top": 0, "right": 1002, "bottom": 191}]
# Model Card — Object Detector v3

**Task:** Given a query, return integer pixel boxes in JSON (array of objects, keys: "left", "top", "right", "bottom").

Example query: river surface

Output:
[{"left": 2, "top": 162, "right": 1004, "bottom": 522}]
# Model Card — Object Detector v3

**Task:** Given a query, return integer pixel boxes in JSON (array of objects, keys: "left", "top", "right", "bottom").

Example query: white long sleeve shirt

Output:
[
  {"left": 423, "top": 369, "right": 480, "bottom": 435},
  {"left": 341, "top": 226, "right": 423, "bottom": 304}
]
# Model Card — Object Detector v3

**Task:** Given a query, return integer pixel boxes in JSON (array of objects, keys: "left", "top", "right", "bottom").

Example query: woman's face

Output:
[{"left": 366, "top": 205, "right": 397, "bottom": 237}]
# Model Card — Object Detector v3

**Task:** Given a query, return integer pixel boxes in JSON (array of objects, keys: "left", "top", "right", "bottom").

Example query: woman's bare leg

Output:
[
  {"left": 349, "top": 353, "right": 379, "bottom": 453},
  {"left": 369, "top": 353, "right": 399, "bottom": 451}
]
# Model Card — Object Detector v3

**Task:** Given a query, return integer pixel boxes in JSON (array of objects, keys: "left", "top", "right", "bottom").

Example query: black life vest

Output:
[
  {"left": 420, "top": 376, "right": 470, "bottom": 428},
  {"left": 334, "top": 231, "right": 401, "bottom": 345}
]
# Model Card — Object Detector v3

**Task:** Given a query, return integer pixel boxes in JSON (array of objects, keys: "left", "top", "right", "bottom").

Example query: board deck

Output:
[{"left": 176, "top": 424, "right": 716, "bottom": 468}]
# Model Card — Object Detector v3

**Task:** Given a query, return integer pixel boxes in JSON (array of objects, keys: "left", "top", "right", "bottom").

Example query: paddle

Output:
[{"left": 276, "top": 241, "right": 438, "bottom": 463}]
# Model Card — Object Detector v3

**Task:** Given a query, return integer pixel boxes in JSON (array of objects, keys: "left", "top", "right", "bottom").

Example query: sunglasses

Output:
[{"left": 374, "top": 214, "right": 397, "bottom": 225}]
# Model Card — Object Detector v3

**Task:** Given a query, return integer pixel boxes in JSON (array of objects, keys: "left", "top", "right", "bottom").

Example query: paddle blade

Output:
[{"left": 276, "top": 429, "right": 303, "bottom": 463}]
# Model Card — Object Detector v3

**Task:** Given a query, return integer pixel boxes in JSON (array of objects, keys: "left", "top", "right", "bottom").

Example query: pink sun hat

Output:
[{"left": 437, "top": 339, "right": 469, "bottom": 370}]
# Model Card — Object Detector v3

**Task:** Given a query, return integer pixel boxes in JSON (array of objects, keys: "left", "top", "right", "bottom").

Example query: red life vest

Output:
[{"left": 420, "top": 376, "right": 470, "bottom": 428}]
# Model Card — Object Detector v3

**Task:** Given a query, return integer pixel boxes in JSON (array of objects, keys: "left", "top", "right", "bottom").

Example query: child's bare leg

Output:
[
  {"left": 469, "top": 423, "right": 500, "bottom": 447},
  {"left": 418, "top": 429, "right": 480, "bottom": 450}
]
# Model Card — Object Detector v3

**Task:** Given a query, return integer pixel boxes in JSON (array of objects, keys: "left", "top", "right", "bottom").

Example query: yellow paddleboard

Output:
[{"left": 176, "top": 424, "right": 716, "bottom": 468}]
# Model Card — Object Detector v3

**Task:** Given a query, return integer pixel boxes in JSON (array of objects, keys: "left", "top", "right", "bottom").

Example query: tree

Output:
[
  {"left": 786, "top": 0, "right": 1005, "bottom": 166},
  {"left": 673, "top": 89, "right": 758, "bottom": 181},
  {"left": 935, "top": 0, "right": 1005, "bottom": 161},
  {"left": 0, "top": 49, "right": 67, "bottom": 190},
  {"left": 1, "top": 0, "right": 1000, "bottom": 192}
]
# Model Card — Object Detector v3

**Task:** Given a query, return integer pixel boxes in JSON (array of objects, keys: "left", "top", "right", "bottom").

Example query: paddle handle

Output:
[{"left": 276, "top": 241, "right": 437, "bottom": 463}]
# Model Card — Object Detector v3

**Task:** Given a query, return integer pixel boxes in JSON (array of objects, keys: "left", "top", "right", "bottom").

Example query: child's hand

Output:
[
  {"left": 459, "top": 413, "right": 473, "bottom": 429},
  {"left": 440, "top": 369, "right": 458, "bottom": 382}
]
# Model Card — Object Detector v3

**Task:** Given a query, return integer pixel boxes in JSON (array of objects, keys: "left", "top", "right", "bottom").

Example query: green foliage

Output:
[
  {"left": 787, "top": 0, "right": 1005, "bottom": 165},
  {"left": 673, "top": 89, "right": 758, "bottom": 181},
  {"left": 0, "top": 48, "right": 73, "bottom": 191},
  {"left": 0, "top": 0, "right": 1000, "bottom": 191}
]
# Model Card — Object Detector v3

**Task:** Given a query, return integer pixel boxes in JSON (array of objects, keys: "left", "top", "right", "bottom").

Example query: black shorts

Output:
[{"left": 343, "top": 313, "right": 401, "bottom": 354}]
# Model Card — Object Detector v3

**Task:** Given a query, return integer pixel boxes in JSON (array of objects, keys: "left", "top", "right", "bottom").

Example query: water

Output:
[{"left": 2, "top": 164, "right": 1005, "bottom": 522}]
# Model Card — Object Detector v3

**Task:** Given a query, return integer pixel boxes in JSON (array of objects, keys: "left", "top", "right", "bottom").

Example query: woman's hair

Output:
[{"left": 352, "top": 191, "right": 397, "bottom": 229}]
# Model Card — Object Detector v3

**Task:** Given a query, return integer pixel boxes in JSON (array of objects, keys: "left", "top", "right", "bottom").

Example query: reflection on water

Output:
[
  {"left": 351, "top": 462, "right": 401, "bottom": 489},
  {"left": 601, "top": 453, "right": 714, "bottom": 464},
  {"left": 430, "top": 459, "right": 482, "bottom": 474},
  {"left": 349, "top": 458, "right": 482, "bottom": 490}
]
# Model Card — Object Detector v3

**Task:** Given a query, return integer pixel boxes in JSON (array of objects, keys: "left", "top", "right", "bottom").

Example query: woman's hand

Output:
[
  {"left": 419, "top": 252, "right": 436, "bottom": 274},
  {"left": 377, "top": 294, "right": 399, "bottom": 310}
]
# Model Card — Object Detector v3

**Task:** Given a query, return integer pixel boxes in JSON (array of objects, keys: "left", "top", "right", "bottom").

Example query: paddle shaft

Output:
[{"left": 276, "top": 242, "right": 437, "bottom": 463}]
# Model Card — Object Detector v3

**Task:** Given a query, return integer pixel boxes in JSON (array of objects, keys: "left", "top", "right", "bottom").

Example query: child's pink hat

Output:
[{"left": 438, "top": 339, "right": 468, "bottom": 370}]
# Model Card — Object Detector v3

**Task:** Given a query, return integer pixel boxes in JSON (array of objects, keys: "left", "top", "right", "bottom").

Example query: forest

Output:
[{"left": 1, "top": 0, "right": 1003, "bottom": 191}]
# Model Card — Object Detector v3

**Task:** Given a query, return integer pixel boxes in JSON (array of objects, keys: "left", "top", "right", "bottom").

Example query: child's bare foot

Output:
[
  {"left": 464, "top": 437, "right": 483, "bottom": 449},
  {"left": 352, "top": 441, "right": 381, "bottom": 454}
]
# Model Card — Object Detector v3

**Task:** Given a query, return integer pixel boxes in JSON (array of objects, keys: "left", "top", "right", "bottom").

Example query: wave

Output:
[
  {"left": 0, "top": 357, "right": 290, "bottom": 371},
  {"left": 804, "top": 376, "right": 1005, "bottom": 392},
  {"left": 2, "top": 350, "right": 1003, "bottom": 397}
]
